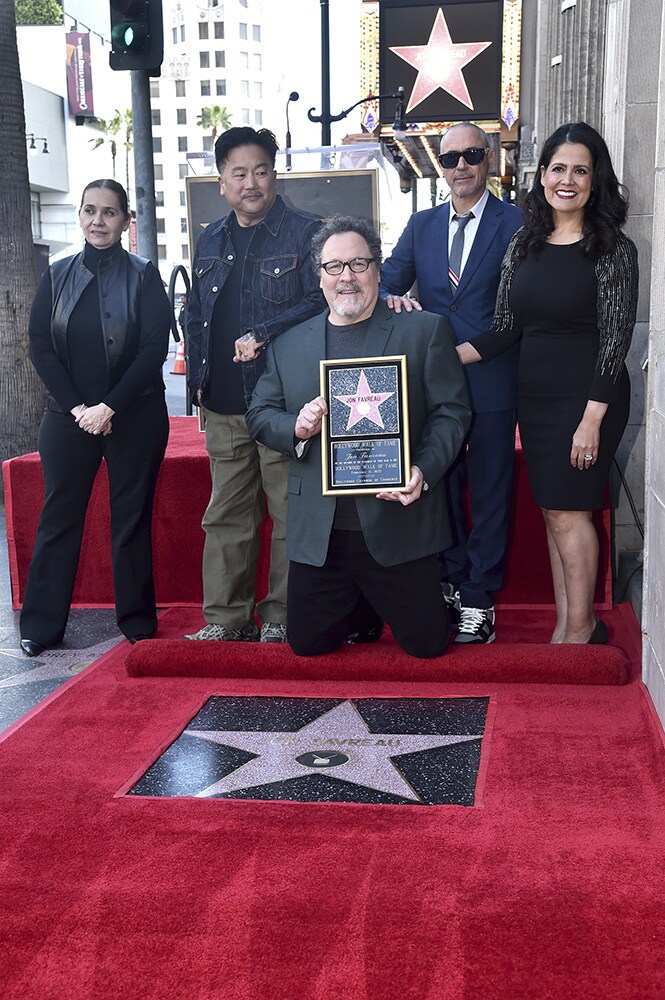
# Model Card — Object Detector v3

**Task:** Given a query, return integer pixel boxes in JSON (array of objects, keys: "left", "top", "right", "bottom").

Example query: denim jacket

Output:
[{"left": 187, "top": 195, "right": 324, "bottom": 406}]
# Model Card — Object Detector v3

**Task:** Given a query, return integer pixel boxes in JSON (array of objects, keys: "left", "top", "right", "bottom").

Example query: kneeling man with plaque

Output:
[{"left": 246, "top": 216, "right": 470, "bottom": 658}]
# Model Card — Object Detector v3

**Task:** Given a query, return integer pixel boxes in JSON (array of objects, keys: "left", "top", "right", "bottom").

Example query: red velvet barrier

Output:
[{"left": 2, "top": 416, "right": 612, "bottom": 610}]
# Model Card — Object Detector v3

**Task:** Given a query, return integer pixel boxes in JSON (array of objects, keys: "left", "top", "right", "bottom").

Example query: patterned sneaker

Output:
[
  {"left": 260, "top": 622, "right": 288, "bottom": 643},
  {"left": 441, "top": 583, "right": 461, "bottom": 625},
  {"left": 454, "top": 607, "right": 496, "bottom": 644},
  {"left": 184, "top": 622, "right": 260, "bottom": 642}
]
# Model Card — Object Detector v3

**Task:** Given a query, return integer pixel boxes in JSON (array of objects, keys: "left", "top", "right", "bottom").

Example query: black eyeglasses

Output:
[
  {"left": 438, "top": 147, "right": 489, "bottom": 169},
  {"left": 320, "top": 257, "right": 375, "bottom": 275}
]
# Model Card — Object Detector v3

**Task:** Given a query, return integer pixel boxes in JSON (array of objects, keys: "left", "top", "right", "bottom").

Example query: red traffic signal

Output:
[{"left": 109, "top": 0, "right": 163, "bottom": 73}]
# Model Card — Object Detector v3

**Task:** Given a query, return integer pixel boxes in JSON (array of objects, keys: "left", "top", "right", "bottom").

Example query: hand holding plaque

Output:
[{"left": 319, "top": 355, "right": 410, "bottom": 495}]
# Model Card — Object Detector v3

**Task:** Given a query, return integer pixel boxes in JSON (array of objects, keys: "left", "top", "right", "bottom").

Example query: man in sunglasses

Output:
[
  {"left": 246, "top": 215, "right": 470, "bottom": 658},
  {"left": 380, "top": 123, "right": 523, "bottom": 645}
]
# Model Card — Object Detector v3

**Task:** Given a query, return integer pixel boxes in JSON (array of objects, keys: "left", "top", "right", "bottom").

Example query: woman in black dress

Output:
[
  {"left": 20, "top": 179, "right": 171, "bottom": 656},
  {"left": 457, "top": 123, "right": 638, "bottom": 644}
]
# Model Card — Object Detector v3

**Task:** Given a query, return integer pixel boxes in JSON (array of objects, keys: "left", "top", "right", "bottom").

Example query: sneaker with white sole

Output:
[
  {"left": 260, "top": 622, "right": 287, "bottom": 643},
  {"left": 184, "top": 622, "right": 260, "bottom": 642},
  {"left": 454, "top": 606, "right": 496, "bottom": 644},
  {"left": 441, "top": 582, "right": 461, "bottom": 625}
]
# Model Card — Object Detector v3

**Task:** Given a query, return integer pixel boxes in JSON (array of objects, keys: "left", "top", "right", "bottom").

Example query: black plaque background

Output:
[
  {"left": 322, "top": 357, "right": 409, "bottom": 495},
  {"left": 380, "top": 1, "right": 503, "bottom": 123}
]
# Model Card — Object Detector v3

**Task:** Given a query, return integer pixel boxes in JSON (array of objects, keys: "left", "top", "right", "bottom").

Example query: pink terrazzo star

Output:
[
  {"left": 334, "top": 369, "right": 395, "bottom": 431},
  {"left": 390, "top": 7, "right": 492, "bottom": 113}
]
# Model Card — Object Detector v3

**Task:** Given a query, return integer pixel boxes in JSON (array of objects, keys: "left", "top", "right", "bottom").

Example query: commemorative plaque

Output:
[{"left": 320, "top": 355, "right": 410, "bottom": 495}]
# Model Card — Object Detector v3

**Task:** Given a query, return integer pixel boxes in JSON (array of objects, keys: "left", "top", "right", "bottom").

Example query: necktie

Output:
[{"left": 448, "top": 211, "right": 474, "bottom": 295}]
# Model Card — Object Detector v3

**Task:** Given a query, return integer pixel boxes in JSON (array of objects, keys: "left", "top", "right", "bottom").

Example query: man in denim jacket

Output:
[{"left": 186, "top": 127, "right": 324, "bottom": 643}]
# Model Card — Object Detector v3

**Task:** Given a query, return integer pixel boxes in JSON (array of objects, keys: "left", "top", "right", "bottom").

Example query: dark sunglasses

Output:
[{"left": 438, "top": 146, "right": 489, "bottom": 169}]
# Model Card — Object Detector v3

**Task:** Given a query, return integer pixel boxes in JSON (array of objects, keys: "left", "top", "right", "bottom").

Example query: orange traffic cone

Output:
[{"left": 171, "top": 338, "right": 186, "bottom": 375}]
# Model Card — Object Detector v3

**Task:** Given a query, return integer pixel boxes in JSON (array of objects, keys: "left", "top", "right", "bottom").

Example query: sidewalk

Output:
[{"left": 0, "top": 342, "right": 190, "bottom": 733}]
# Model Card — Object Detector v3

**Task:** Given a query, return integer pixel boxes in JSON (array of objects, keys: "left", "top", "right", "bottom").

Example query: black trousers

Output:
[
  {"left": 287, "top": 530, "right": 451, "bottom": 659},
  {"left": 20, "top": 395, "right": 169, "bottom": 645}
]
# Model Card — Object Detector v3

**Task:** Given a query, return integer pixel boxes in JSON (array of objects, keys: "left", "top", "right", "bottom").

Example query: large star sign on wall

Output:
[{"left": 390, "top": 7, "right": 492, "bottom": 113}]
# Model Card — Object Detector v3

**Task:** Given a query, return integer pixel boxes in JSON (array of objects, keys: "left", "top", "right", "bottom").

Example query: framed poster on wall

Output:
[{"left": 185, "top": 170, "right": 380, "bottom": 261}]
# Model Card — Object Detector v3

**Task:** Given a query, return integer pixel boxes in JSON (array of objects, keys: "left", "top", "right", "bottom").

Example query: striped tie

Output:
[{"left": 448, "top": 211, "right": 474, "bottom": 295}]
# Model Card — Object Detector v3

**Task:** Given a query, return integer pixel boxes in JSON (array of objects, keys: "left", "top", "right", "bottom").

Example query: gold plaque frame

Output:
[{"left": 320, "top": 355, "right": 410, "bottom": 496}]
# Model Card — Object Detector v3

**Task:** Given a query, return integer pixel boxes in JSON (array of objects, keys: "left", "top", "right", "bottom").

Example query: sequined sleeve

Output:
[
  {"left": 590, "top": 233, "right": 638, "bottom": 401},
  {"left": 469, "top": 231, "right": 523, "bottom": 359}
]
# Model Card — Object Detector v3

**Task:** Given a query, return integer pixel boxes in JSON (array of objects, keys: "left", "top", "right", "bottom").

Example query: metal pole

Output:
[
  {"left": 320, "top": 0, "right": 331, "bottom": 146},
  {"left": 130, "top": 69, "right": 158, "bottom": 264}
]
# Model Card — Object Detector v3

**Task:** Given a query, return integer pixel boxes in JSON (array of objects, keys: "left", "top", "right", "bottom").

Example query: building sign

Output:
[
  {"left": 66, "top": 32, "right": 94, "bottom": 118},
  {"left": 380, "top": 1, "right": 503, "bottom": 123}
]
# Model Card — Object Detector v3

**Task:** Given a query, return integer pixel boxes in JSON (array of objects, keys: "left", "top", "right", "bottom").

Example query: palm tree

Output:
[
  {"left": 89, "top": 109, "right": 133, "bottom": 194},
  {"left": 196, "top": 105, "right": 232, "bottom": 149},
  {"left": 0, "top": 0, "right": 45, "bottom": 470}
]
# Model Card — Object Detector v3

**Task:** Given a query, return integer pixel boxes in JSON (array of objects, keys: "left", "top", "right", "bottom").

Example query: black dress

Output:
[{"left": 473, "top": 240, "right": 635, "bottom": 511}]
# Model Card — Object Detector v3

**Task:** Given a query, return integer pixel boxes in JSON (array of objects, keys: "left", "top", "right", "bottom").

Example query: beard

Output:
[{"left": 330, "top": 284, "right": 368, "bottom": 321}]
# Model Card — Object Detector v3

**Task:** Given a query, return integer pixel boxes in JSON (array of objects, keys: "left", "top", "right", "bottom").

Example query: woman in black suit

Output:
[{"left": 20, "top": 179, "right": 170, "bottom": 655}]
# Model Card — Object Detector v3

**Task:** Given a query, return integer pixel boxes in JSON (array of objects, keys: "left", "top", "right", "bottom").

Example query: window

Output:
[
  {"left": 180, "top": 191, "right": 186, "bottom": 207},
  {"left": 176, "top": 109, "right": 187, "bottom": 125},
  {"left": 241, "top": 80, "right": 249, "bottom": 97},
  {"left": 216, "top": 80, "right": 227, "bottom": 96},
  {"left": 153, "top": 137, "right": 162, "bottom": 153},
  {"left": 200, "top": 52, "right": 210, "bottom": 69},
  {"left": 254, "top": 110, "right": 263, "bottom": 126},
  {"left": 181, "top": 218, "right": 188, "bottom": 233},
  {"left": 242, "top": 108, "right": 250, "bottom": 124},
  {"left": 151, "top": 110, "right": 161, "bottom": 126},
  {"left": 154, "top": 164, "right": 163, "bottom": 180},
  {"left": 215, "top": 51, "right": 225, "bottom": 68},
  {"left": 252, "top": 25, "right": 261, "bottom": 42},
  {"left": 182, "top": 245, "right": 189, "bottom": 260},
  {"left": 203, "top": 136, "right": 213, "bottom": 152},
  {"left": 157, "top": 246, "right": 167, "bottom": 261},
  {"left": 253, "top": 53, "right": 262, "bottom": 70},
  {"left": 175, "top": 80, "right": 186, "bottom": 97},
  {"left": 240, "top": 51, "right": 249, "bottom": 68},
  {"left": 155, "top": 190, "right": 164, "bottom": 207},
  {"left": 178, "top": 136, "right": 188, "bottom": 153},
  {"left": 156, "top": 218, "right": 166, "bottom": 234},
  {"left": 179, "top": 163, "right": 189, "bottom": 179},
  {"left": 172, "top": 27, "right": 177, "bottom": 43},
  {"left": 199, "top": 22, "right": 209, "bottom": 40},
  {"left": 150, "top": 80, "right": 160, "bottom": 98},
  {"left": 254, "top": 81, "right": 262, "bottom": 99},
  {"left": 239, "top": 23, "right": 247, "bottom": 39},
  {"left": 180, "top": 25, "right": 186, "bottom": 42},
  {"left": 201, "top": 80, "right": 211, "bottom": 96},
  {"left": 214, "top": 22, "right": 224, "bottom": 39}
]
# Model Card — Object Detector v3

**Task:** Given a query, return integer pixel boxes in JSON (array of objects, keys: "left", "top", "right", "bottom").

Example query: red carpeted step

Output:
[{"left": 125, "top": 638, "right": 630, "bottom": 685}]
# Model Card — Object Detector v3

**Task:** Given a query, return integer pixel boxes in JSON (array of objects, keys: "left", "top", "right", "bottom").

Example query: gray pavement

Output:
[{"left": 0, "top": 340, "right": 192, "bottom": 733}]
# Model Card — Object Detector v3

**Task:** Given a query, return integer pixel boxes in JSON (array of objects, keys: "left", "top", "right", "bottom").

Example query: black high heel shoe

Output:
[{"left": 587, "top": 619, "right": 608, "bottom": 645}]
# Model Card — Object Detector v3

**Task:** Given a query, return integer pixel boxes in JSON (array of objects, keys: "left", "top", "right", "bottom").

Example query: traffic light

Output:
[{"left": 109, "top": 0, "right": 163, "bottom": 74}]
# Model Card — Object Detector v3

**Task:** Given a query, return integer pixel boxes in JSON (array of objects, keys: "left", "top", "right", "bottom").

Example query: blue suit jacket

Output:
[{"left": 380, "top": 193, "right": 523, "bottom": 412}]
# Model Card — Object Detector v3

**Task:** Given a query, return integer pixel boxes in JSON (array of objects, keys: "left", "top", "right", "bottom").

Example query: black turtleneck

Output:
[{"left": 28, "top": 241, "right": 170, "bottom": 415}]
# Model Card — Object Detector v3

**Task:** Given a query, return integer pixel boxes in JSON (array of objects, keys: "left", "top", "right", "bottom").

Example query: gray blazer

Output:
[{"left": 246, "top": 300, "right": 471, "bottom": 567}]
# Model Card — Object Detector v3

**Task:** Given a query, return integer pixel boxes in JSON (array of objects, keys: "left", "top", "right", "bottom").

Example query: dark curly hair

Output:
[
  {"left": 214, "top": 127, "right": 279, "bottom": 173},
  {"left": 310, "top": 215, "right": 383, "bottom": 273},
  {"left": 518, "top": 122, "right": 628, "bottom": 258}
]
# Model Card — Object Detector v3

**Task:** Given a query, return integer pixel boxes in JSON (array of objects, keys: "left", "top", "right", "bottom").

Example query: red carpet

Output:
[
  {"left": 1, "top": 604, "right": 663, "bottom": 999},
  {"left": 3, "top": 417, "right": 611, "bottom": 610}
]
